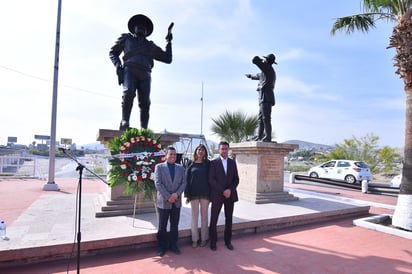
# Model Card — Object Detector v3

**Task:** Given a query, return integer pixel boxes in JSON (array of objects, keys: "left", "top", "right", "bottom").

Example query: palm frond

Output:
[
  {"left": 363, "top": 0, "right": 411, "bottom": 14},
  {"left": 331, "top": 14, "right": 376, "bottom": 35},
  {"left": 210, "top": 110, "right": 259, "bottom": 143},
  {"left": 331, "top": 0, "right": 408, "bottom": 36}
]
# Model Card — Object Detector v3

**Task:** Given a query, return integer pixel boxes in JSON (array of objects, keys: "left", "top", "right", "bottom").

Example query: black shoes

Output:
[
  {"left": 225, "top": 243, "right": 234, "bottom": 250},
  {"left": 157, "top": 249, "right": 165, "bottom": 257},
  {"left": 210, "top": 242, "right": 234, "bottom": 251},
  {"left": 170, "top": 246, "right": 181, "bottom": 255},
  {"left": 262, "top": 136, "right": 271, "bottom": 142},
  {"left": 157, "top": 247, "right": 181, "bottom": 256},
  {"left": 119, "top": 120, "right": 130, "bottom": 131},
  {"left": 253, "top": 136, "right": 276, "bottom": 142}
]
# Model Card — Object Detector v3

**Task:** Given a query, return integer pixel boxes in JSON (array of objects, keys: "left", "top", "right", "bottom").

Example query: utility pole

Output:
[{"left": 43, "top": 0, "right": 62, "bottom": 191}]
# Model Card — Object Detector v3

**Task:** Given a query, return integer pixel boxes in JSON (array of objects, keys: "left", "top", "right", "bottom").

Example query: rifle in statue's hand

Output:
[{"left": 165, "top": 22, "right": 174, "bottom": 42}]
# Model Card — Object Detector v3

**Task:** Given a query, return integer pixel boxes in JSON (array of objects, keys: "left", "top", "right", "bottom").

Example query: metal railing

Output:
[
  {"left": 0, "top": 154, "right": 47, "bottom": 179},
  {"left": 291, "top": 174, "right": 399, "bottom": 196}
]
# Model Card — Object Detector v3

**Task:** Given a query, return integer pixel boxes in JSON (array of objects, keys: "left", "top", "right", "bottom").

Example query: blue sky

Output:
[{"left": 0, "top": 0, "right": 405, "bottom": 148}]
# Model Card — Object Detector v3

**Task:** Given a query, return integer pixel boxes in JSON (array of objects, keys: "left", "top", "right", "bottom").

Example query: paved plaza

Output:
[{"left": 0, "top": 177, "right": 411, "bottom": 273}]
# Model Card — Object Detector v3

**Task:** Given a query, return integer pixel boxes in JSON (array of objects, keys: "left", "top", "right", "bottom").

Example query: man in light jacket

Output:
[{"left": 154, "top": 146, "right": 186, "bottom": 257}]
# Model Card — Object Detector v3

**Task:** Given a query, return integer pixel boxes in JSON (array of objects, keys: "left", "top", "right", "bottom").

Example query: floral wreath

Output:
[{"left": 108, "top": 128, "right": 165, "bottom": 200}]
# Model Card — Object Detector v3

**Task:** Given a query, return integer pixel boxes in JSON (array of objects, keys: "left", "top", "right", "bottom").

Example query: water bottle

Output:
[{"left": 0, "top": 220, "right": 6, "bottom": 239}]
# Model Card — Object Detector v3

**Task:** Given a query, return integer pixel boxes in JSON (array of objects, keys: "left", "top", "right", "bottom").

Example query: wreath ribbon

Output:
[{"left": 111, "top": 151, "right": 166, "bottom": 159}]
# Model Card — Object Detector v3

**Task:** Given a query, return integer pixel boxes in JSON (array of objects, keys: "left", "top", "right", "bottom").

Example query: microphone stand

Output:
[{"left": 59, "top": 148, "right": 109, "bottom": 274}]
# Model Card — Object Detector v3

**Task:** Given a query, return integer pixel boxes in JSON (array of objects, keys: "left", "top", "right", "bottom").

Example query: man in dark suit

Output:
[
  {"left": 208, "top": 141, "right": 239, "bottom": 251},
  {"left": 154, "top": 146, "right": 186, "bottom": 256}
]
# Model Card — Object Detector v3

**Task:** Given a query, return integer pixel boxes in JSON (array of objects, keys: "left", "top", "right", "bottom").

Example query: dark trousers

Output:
[
  {"left": 122, "top": 66, "right": 151, "bottom": 128},
  {"left": 209, "top": 199, "right": 234, "bottom": 245},
  {"left": 157, "top": 204, "right": 181, "bottom": 251},
  {"left": 257, "top": 102, "right": 272, "bottom": 140}
]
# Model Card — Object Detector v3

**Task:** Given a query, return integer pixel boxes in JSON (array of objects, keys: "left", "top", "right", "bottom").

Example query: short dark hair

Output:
[
  {"left": 166, "top": 146, "right": 176, "bottom": 152},
  {"left": 218, "top": 141, "right": 229, "bottom": 147}
]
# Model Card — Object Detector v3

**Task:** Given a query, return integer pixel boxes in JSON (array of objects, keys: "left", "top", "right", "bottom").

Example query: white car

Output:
[
  {"left": 308, "top": 160, "right": 372, "bottom": 184},
  {"left": 390, "top": 174, "right": 402, "bottom": 188}
]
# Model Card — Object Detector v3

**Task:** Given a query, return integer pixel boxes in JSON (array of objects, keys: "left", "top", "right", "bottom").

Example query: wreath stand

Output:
[{"left": 132, "top": 192, "right": 159, "bottom": 227}]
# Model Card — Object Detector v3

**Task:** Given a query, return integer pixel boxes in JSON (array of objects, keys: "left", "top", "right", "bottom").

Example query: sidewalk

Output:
[{"left": 0, "top": 177, "right": 411, "bottom": 274}]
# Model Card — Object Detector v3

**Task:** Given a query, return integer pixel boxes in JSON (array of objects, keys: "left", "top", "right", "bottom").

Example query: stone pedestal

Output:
[
  {"left": 231, "top": 141, "right": 299, "bottom": 204},
  {"left": 95, "top": 129, "right": 179, "bottom": 217}
]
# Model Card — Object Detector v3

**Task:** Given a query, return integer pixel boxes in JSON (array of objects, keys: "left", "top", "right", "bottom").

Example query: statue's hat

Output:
[
  {"left": 263, "top": 53, "right": 277, "bottom": 64},
  {"left": 128, "top": 14, "right": 153, "bottom": 36}
]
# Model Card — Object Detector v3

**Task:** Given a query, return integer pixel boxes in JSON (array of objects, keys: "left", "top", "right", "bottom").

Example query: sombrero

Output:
[{"left": 128, "top": 14, "right": 153, "bottom": 36}]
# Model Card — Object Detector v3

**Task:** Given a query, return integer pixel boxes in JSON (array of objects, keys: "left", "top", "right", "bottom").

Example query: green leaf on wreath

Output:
[{"left": 108, "top": 128, "right": 164, "bottom": 200}]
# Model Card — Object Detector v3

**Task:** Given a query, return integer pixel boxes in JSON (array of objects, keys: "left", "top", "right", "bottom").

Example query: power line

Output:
[
  {"left": 0, "top": 64, "right": 117, "bottom": 99},
  {"left": 0, "top": 65, "right": 50, "bottom": 83}
]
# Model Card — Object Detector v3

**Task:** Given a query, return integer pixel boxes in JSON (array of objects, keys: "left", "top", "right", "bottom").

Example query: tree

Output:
[
  {"left": 331, "top": 0, "right": 412, "bottom": 231},
  {"left": 210, "top": 110, "right": 258, "bottom": 143},
  {"left": 378, "top": 146, "right": 402, "bottom": 173},
  {"left": 325, "top": 133, "right": 400, "bottom": 174}
]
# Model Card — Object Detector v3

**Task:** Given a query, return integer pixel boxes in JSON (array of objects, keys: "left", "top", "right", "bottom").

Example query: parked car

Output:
[
  {"left": 390, "top": 174, "right": 402, "bottom": 188},
  {"left": 308, "top": 160, "right": 372, "bottom": 184}
]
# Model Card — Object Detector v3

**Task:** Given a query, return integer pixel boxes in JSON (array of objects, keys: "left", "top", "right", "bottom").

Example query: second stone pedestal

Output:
[{"left": 231, "top": 141, "right": 298, "bottom": 204}]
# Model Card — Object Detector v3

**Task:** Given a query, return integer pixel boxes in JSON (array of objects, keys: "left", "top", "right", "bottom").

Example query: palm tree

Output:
[
  {"left": 331, "top": 0, "right": 412, "bottom": 231},
  {"left": 210, "top": 110, "right": 258, "bottom": 143}
]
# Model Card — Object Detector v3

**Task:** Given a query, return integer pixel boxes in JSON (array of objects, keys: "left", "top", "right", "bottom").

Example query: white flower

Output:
[
  {"left": 128, "top": 173, "right": 138, "bottom": 181},
  {"left": 120, "top": 164, "right": 127, "bottom": 170}
]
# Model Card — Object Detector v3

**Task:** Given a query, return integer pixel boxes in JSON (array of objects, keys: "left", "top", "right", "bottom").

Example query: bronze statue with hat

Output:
[
  {"left": 245, "top": 54, "right": 277, "bottom": 142},
  {"left": 110, "top": 14, "right": 174, "bottom": 130}
]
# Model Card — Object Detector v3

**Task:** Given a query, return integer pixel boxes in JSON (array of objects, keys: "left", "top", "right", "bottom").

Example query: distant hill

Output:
[{"left": 282, "top": 140, "right": 334, "bottom": 150}]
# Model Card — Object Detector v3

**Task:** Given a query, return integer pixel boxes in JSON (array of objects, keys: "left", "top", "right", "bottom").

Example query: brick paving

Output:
[{"left": 0, "top": 177, "right": 411, "bottom": 274}]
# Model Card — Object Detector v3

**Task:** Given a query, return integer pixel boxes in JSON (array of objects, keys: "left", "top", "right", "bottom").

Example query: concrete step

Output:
[
  {"left": 94, "top": 192, "right": 155, "bottom": 217},
  {"left": 95, "top": 207, "right": 155, "bottom": 217},
  {"left": 239, "top": 191, "right": 299, "bottom": 204}
]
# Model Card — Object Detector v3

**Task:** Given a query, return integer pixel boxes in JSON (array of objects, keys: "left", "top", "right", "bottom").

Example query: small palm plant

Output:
[{"left": 211, "top": 110, "right": 258, "bottom": 143}]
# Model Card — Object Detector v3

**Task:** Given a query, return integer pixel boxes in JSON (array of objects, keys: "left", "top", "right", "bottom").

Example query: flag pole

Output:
[{"left": 200, "top": 81, "right": 204, "bottom": 135}]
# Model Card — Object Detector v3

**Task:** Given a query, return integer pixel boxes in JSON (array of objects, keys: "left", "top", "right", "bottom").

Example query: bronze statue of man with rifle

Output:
[{"left": 110, "top": 14, "right": 173, "bottom": 130}]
